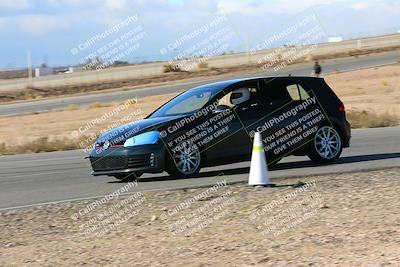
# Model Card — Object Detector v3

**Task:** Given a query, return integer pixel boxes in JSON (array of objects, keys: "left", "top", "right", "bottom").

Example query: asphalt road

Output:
[
  {"left": 0, "top": 126, "right": 399, "bottom": 211},
  {"left": 1, "top": 51, "right": 399, "bottom": 116}
]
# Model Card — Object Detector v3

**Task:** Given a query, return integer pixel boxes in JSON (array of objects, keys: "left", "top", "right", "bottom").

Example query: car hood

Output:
[{"left": 96, "top": 115, "right": 184, "bottom": 145}]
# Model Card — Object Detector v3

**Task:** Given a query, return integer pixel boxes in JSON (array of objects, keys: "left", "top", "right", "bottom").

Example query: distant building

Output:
[
  {"left": 34, "top": 67, "right": 53, "bottom": 77},
  {"left": 56, "top": 66, "right": 84, "bottom": 74},
  {"left": 69, "top": 66, "right": 84, "bottom": 72},
  {"left": 327, "top": 37, "right": 343, "bottom": 43}
]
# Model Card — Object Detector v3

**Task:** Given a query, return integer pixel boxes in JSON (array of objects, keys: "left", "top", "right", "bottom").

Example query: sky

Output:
[{"left": 0, "top": 0, "right": 399, "bottom": 68}]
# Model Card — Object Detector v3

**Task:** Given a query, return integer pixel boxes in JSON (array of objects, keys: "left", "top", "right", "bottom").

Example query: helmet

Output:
[{"left": 230, "top": 88, "right": 250, "bottom": 105}]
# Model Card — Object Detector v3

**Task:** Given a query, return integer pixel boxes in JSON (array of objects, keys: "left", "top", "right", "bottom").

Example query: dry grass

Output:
[
  {"left": 163, "top": 63, "right": 182, "bottom": 73},
  {"left": 88, "top": 102, "right": 113, "bottom": 109},
  {"left": 0, "top": 92, "right": 171, "bottom": 155},
  {"left": 0, "top": 69, "right": 31, "bottom": 79},
  {"left": 316, "top": 45, "right": 400, "bottom": 60},
  {"left": 0, "top": 135, "right": 92, "bottom": 155},
  {"left": 198, "top": 61, "right": 209, "bottom": 69},
  {"left": 66, "top": 104, "right": 79, "bottom": 111},
  {"left": 347, "top": 110, "right": 399, "bottom": 128}
]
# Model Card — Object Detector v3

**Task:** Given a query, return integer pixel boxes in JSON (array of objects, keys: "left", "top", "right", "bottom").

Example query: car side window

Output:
[
  {"left": 299, "top": 85, "right": 311, "bottom": 100},
  {"left": 165, "top": 91, "right": 213, "bottom": 115},
  {"left": 286, "top": 83, "right": 310, "bottom": 101},
  {"left": 287, "top": 84, "right": 301, "bottom": 100},
  {"left": 260, "top": 78, "right": 292, "bottom": 106}
]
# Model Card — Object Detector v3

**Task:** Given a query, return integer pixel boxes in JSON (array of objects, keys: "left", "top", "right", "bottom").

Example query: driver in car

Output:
[{"left": 230, "top": 88, "right": 251, "bottom": 109}]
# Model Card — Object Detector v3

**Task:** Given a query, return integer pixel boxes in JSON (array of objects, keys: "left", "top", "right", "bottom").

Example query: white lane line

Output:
[
  {"left": 0, "top": 156, "right": 82, "bottom": 164},
  {"left": 0, "top": 170, "right": 86, "bottom": 179},
  {"left": 0, "top": 163, "right": 90, "bottom": 176},
  {"left": 0, "top": 188, "right": 166, "bottom": 212}
]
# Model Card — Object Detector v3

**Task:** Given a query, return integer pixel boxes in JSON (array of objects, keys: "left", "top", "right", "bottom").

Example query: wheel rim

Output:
[
  {"left": 173, "top": 141, "right": 201, "bottom": 175},
  {"left": 314, "top": 126, "right": 341, "bottom": 160}
]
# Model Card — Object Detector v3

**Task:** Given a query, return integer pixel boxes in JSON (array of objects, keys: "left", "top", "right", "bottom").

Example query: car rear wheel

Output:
[
  {"left": 167, "top": 141, "right": 202, "bottom": 178},
  {"left": 113, "top": 172, "right": 143, "bottom": 181},
  {"left": 308, "top": 126, "right": 343, "bottom": 163}
]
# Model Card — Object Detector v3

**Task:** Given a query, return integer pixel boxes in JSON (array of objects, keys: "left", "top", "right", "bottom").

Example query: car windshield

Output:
[{"left": 149, "top": 85, "right": 221, "bottom": 118}]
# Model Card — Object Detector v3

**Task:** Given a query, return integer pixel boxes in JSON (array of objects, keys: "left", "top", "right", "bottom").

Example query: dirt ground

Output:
[
  {"left": 325, "top": 64, "right": 400, "bottom": 116},
  {"left": 0, "top": 93, "right": 177, "bottom": 146},
  {"left": 1, "top": 64, "right": 399, "bottom": 150},
  {"left": 0, "top": 168, "right": 399, "bottom": 266}
]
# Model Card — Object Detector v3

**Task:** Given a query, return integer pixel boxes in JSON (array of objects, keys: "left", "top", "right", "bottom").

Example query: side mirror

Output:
[{"left": 213, "top": 104, "right": 230, "bottom": 113}]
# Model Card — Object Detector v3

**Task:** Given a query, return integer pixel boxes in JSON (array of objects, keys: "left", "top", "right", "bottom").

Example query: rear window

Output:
[{"left": 286, "top": 83, "right": 310, "bottom": 101}]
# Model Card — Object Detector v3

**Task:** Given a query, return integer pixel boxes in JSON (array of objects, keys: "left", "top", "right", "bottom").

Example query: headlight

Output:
[{"left": 124, "top": 131, "right": 160, "bottom": 147}]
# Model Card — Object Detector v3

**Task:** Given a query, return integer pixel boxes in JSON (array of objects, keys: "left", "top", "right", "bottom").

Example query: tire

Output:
[
  {"left": 166, "top": 140, "right": 202, "bottom": 178},
  {"left": 113, "top": 172, "right": 143, "bottom": 181},
  {"left": 308, "top": 125, "right": 343, "bottom": 163}
]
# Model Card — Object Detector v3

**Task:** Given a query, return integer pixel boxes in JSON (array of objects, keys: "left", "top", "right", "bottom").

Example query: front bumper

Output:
[{"left": 89, "top": 144, "right": 165, "bottom": 176}]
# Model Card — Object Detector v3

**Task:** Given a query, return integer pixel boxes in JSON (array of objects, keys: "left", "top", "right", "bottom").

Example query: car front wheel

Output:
[
  {"left": 308, "top": 126, "right": 343, "bottom": 163},
  {"left": 167, "top": 141, "right": 202, "bottom": 178}
]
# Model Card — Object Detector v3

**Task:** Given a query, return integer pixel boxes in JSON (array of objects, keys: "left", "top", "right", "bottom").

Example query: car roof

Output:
[{"left": 189, "top": 76, "right": 323, "bottom": 91}]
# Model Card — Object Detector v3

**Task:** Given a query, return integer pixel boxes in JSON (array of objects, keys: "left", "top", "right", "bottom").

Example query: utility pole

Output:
[
  {"left": 357, "top": 39, "right": 362, "bottom": 50},
  {"left": 27, "top": 50, "right": 33, "bottom": 86}
]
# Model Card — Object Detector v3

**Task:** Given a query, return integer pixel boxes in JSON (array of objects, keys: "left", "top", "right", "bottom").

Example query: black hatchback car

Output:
[{"left": 89, "top": 76, "right": 351, "bottom": 180}]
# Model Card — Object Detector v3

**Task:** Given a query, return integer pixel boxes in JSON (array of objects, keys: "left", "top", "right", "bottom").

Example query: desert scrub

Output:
[
  {"left": 347, "top": 110, "right": 399, "bottom": 128},
  {"left": 0, "top": 135, "right": 93, "bottom": 155},
  {"left": 197, "top": 62, "right": 209, "bottom": 69},
  {"left": 163, "top": 63, "right": 182, "bottom": 73},
  {"left": 88, "top": 102, "right": 113, "bottom": 109}
]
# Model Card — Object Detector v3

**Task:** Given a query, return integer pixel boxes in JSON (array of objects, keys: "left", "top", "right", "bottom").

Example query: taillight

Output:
[{"left": 339, "top": 102, "right": 345, "bottom": 113}]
